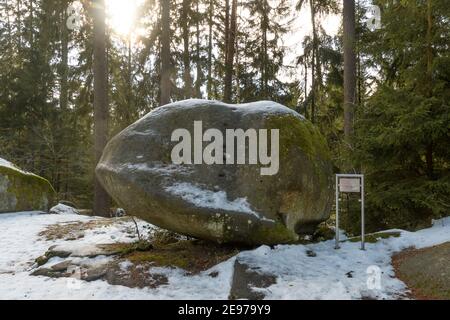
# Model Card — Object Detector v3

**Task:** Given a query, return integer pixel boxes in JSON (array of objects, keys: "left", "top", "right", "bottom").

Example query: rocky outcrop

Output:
[
  {"left": 0, "top": 158, "right": 55, "bottom": 213},
  {"left": 96, "top": 99, "right": 333, "bottom": 245}
]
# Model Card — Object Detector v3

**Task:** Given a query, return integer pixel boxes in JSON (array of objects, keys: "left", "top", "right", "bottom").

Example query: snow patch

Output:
[
  {"left": 165, "top": 182, "right": 259, "bottom": 217},
  {"left": 148, "top": 99, "right": 305, "bottom": 121},
  {"left": 0, "top": 157, "right": 32, "bottom": 175},
  {"left": 126, "top": 163, "right": 192, "bottom": 175},
  {"left": 119, "top": 260, "right": 133, "bottom": 272}
]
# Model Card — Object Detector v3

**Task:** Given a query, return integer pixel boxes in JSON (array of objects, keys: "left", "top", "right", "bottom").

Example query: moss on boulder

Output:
[{"left": 0, "top": 159, "right": 55, "bottom": 213}]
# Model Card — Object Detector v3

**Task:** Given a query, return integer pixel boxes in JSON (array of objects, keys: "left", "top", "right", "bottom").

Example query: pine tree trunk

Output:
[
  {"left": 6, "top": 0, "right": 12, "bottom": 52},
  {"left": 425, "top": 0, "right": 434, "bottom": 179},
  {"left": 93, "top": 0, "right": 110, "bottom": 216},
  {"left": 160, "top": 0, "right": 171, "bottom": 106},
  {"left": 207, "top": 0, "right": 213, "bottom": 99},
  {"left": 57, "top": 0, "right": 69, "bottom": 196},
  {"left": 5, "top": 0, "right": 12, "bottom": 97},
  {"left": 127, "top": 35, "right": 133, "bottom": 124},
  {"left": 261, "top": 1, "right": 268, "bottom": 99},
  {"left": 195, "top": 0, "right": 201, "bottom": 98},
  {"left": 224, "top": 0, "right": 237, "bottom": 103},
  {"left": 304, "top": 63, "right": 308, "bottom": 119},
  {"left": 309, "top": 0, "right": 316, "bottom": 123},
  {"left": 234, "top": 6, "right": 240, "bottom": 103},
  {"left": 357, "top": 43, "right": 362, "bottom": 107},
  {"left": 356, "top": 4, "right": 362, "bottom": 108},
  {"left": 29, "top": 0, "right": 34, "bottom": 45},
  {"left": 60, "top": 0, "right": 68, "bottom": 111},
  {"left": 17, "top": 0, "right": 22, "bottom": 50},
  {"left": 343, "top": 0, "right": 356, "bottom": 143},
  {"left": 181, "top": 0, "right": 192, "bottom": 98},
  {"left": 223, "top": 0, "right": 230, "bottom": 101}
]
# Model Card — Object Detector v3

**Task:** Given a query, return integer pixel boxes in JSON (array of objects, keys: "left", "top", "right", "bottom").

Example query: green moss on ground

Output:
[
  {"left": 118, "top": 239, "right": 239, "bottom": 274},
  {"left": 313, "top": 224, "right": 335, "bottom": 241},
  {"left": 35, "top": 255, "right": 49, "bottom": 266},
  {"left": 346, "top": 231, "right": 401, "bottom": 244}
]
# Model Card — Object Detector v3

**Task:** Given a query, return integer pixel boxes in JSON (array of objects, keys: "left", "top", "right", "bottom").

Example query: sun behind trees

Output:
[{"left": 0, "top": 0, "right": 448, "bottom": 232}]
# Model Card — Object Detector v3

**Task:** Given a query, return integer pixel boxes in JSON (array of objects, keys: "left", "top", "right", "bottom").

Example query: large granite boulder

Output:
[
  {"left": 0, "top": 158, "right": 56, "bottom": 213},
  {"left": 96, "top": 99, "right": 333, "bottom": 245}
]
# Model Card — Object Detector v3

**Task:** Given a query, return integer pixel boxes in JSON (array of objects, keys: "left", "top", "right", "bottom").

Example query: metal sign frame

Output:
[{"left": 335, "top": 174, "right": 365, "bottom": 250}]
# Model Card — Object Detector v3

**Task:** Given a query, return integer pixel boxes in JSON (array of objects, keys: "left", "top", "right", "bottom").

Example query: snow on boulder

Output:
[
  {"left": 49, "top": 203, "right": 79, "bottom": 215},
  {"left": 0, "top": 158, "right": 56, "bottom": 213},
  {"left": 96, "top": 99, "right": 333, "bottom": 245}
]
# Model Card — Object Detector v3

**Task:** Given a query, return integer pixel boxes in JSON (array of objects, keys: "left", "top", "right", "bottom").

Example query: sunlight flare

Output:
[{"left": 106, "top": 0, "right": 140, "bottom": 36}]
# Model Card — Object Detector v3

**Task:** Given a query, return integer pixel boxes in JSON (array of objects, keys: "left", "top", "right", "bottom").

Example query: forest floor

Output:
[
  {"left": 0, "top": 211, "right": 449, "bottom": 300},
  {"left": 392, "top": 242, "right": 450, "bottom": 300}
]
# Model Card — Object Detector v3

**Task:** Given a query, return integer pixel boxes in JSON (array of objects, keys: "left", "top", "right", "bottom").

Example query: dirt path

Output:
[{"left": 392, "top": 242, "right": 450, "bottom": 300}]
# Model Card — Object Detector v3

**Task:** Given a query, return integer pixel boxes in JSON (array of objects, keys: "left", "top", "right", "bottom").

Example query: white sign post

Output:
[{"left": 335, "top": 174, "right": 365, "bottom": 250}]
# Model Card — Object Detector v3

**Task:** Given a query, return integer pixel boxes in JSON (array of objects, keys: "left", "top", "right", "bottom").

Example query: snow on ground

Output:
[
  {"left": 0, "top": 211, "right": 234, "bottom": 300},
  {"left": 245, "top": 217, "right": 450, "bottom": 300},
  {"left": 0, "top": 210, "right": 449, "bottom": 300}
]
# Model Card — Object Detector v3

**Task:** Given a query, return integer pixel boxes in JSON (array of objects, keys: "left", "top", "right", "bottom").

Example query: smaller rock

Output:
[
  {"left": 0, "top": 157, "right": 55, "bottom": 213},
  {"left": 46, "top": 243, "right": 122, "bottom": 258},
  {"left": 114, "top": 208, "right": 126, "bottom": 217},
  {"left": 49, "top": 203, "right": 79, "bottom": 215},
  {"left": 306, "top": 249, "right": 317, "bottom": 257},
  {"left": 104, "top": 264, "right": 168, "bottom": 288},
  {"left": 31, "top": 268, "right": 66, "bottom": 278},
  {"left": 82, "top": 267, "right": 107, "bottom": 282},
  {"left": 35, "top": 255, "right": 49, "bottom": 266},
  {"left": 45, "top": 246, "right": 72, "bottom": 259},
  {"left": 229, "top": 259, "right": 276, "bottom": 300},
  {"left": 51, "top": 260, "right": 73, "bottom": 272},
  {"left": 208, "top": 271, "right": 219, "bottom": 278}
]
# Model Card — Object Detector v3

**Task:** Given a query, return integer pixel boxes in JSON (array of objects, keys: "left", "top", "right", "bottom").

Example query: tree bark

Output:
[
  {"left": 181, "top": 0, "right": 192, "bottom": 98},
  {"left": 207, "top": 0, "right": 213, "bottom": 99},
  {"left": 17, "top": 0, "right": 22, "bottom": 49},
  {"left": 5, "top": 0, "right": 12, "bottom": 97},
  {"left": 195, "top": 0, "right": 202, "bottom": 98},
  {"left": 224, "top": 0, "right": 237, "bottom": 103},
  {"left": 160, "top": 0, "right": 171, "bottom": 106},
  {"left": 261, "top": 1, "right": 268, "bottom": 99},
  {"left": 56, "top": 0, "right": 69, "bottom": 195},
  {"left": 309, "top": 0, "right": 316, "bottom": 123},
  {"left": 224, "top": 0, "right": 230, "bottom": 74},
  {"left": 6, "top": 0, "right": 12, "bottom": 52},
  {"left": 29, "top": 0, "right": 34, "bottom": 45},
  {"left": 343, "top": 0, "right": 356, "bottom": 143},
  {"left": 234, "top": 5, "right": 240, "bottom": 103},
  {"left": 93, "top": 0, "right": 110, "bottom": 216},
  {"left": 126, "top": 35, "right": 133, "bottom": 124},
  {"left": 60, "top": 0, "right": 69, "bottom": 111},
  {"left": 425, "top": 0, "right": 434, "bottom": 179},
  {"left": 304, "top": 63, "right": 308, "bottom": 119}
]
